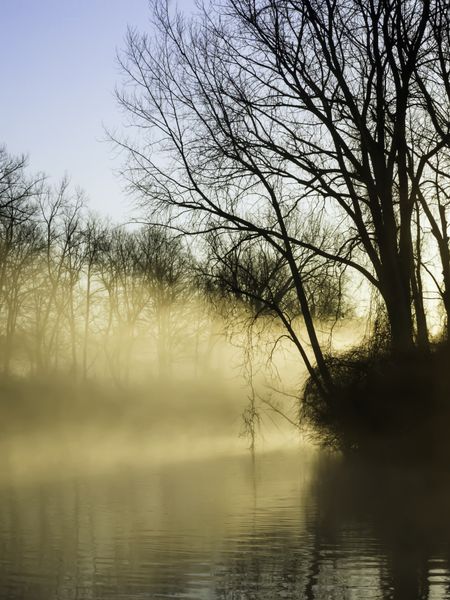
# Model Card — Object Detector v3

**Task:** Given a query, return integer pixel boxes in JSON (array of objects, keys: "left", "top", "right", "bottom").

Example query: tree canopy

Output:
[{"left": 117, "top": 0, "right": 450, "bottom": 392}]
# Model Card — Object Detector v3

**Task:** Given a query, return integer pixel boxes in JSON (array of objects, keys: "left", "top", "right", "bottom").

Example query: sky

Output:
[{"left": 0, "top": 0, "right": 193, "bottom": 222}]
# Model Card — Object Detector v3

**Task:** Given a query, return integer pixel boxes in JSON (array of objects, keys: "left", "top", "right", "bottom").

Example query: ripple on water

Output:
[{"left": 0, "top": 449, "right": 450, "bottom": 599}]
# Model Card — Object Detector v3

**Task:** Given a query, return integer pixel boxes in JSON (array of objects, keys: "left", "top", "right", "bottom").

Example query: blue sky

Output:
[{"left": 0, "top": 0, "right": 192, "bottom": 221}]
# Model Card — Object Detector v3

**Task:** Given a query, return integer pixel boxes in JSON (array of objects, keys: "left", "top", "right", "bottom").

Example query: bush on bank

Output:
[{"left": 300, "top": 341, "right": 450, "bottom": 462}]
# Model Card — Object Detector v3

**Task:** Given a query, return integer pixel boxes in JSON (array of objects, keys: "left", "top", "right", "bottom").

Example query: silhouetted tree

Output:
[
  {"left": 117, "top": 0, "right": 450, "bottom": 393},
  {"left": 0, "top": 148, "right": 43, "bottom": 373}
]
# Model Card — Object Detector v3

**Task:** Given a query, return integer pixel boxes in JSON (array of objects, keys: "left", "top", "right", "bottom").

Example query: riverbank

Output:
[{"left": 301, "top": 341, "right": 450, "bottom": 463}]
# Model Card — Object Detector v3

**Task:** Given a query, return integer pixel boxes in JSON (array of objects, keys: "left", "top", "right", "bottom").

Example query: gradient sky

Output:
[{"left": 0, "top": 0, "right": 192, "bottom": 221}]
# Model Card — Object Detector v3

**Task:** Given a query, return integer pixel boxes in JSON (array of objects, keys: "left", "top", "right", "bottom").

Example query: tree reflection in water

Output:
[{"left": 214, "top": 458, "right": 450, "bottom": 599}]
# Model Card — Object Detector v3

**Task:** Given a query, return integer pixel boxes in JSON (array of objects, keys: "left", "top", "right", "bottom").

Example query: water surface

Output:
[{"left": 1, "top": 448, "right": 449, "bottom": 599}]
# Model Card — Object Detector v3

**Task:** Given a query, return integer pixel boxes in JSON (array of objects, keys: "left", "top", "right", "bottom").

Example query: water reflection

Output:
[
  {"left": 311, "top": 460, "right": 450, "bottom": 600},
  {"left": 0, "top": 449, "right": 449, "bottom": 599}
]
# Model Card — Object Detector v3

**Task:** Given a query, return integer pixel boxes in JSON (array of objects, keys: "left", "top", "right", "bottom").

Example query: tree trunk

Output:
[
  {"left": 412, "top": 208, "right": 429, "bottom": 350},
  {"left": 381, "top": 276, "right": 414, "bottom": 353},
  {"left": 82, "top": 264, "right": 92, "bottom": 380}
]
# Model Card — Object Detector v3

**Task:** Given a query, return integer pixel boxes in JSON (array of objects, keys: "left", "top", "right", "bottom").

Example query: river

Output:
[{"left": 0, "top": 446, "right": 449, "bottom": 599}]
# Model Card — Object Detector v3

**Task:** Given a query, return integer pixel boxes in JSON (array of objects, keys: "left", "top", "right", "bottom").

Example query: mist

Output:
[{"left": 5, "top": 0, "right": 450, "bottom": 596}]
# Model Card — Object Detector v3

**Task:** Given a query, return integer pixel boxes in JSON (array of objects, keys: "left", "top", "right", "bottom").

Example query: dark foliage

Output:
[{"left": 301, "top": 342, "right": 450, "bottom": 461}]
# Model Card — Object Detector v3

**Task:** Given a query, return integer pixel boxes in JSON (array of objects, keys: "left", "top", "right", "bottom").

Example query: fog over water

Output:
[
  {"left": 0, "top": 199, "right": 444, "bottom": 598},
  {"left": 0, "top": 336, "right": 449, "bottom": 600},
  {"left": 5, "top": 306, "right": 446, "bottom": 599}
]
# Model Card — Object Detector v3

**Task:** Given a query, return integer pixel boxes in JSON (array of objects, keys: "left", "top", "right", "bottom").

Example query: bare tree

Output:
[
  {"left": 0, "top": 149, "right": 43, "bottom": 373},
  {"left": 135, "top": 226, "right": 192, "bottom": 376},
  {"left": 116, "top": 0, "right": 450, "bottom": 395},
  {"left": 79, "top": 217, "right": 109, "bottom": 379}
]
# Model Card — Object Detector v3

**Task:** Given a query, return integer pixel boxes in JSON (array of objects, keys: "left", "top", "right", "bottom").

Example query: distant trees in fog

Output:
[{"left": 0, "top": 148, "right": 206, "bottom": 381}]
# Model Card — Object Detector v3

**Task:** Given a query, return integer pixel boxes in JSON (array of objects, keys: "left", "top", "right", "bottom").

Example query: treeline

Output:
[
  {"left": 0, "top": 148, "right": 207, "bottom": 381},
  {"left": 0, "top": 147, "right": 345, "bottom": 384}
]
